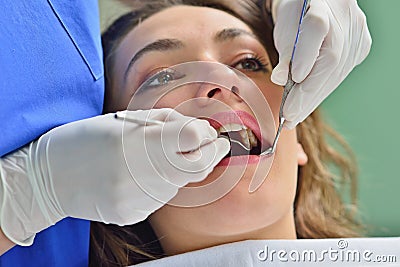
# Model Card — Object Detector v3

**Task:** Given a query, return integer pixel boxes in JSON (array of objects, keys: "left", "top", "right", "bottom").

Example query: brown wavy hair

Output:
[{"left": 90, "top": 1, "right": 363, "bottom": 266}]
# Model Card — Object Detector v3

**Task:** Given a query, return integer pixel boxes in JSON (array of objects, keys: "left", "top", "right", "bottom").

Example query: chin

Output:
[{"left": 181, "top": 166, "right": 291, "bottom": 236}]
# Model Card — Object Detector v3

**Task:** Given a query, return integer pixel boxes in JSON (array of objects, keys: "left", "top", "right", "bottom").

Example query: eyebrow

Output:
[
  {"left": 123, "top": 28, "right": 258, "bottom": 81},
  {"left": 214, "top": 28, "right": 257, "bottom": 42},
  {"left": 124, "top": 38, "right": 184, "bottom": 80}
]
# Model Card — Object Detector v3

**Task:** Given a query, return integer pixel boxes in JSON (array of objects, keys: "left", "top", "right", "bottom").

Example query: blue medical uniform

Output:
[{"left": 0, "top": 1, "right": 104, "bottom": 266}]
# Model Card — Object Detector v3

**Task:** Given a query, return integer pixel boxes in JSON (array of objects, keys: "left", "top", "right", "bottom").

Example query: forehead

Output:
[
  {"left": 135, "top": 5, "right": 250, "bottom": 37},
  {"left": 124, "top": 5, "right": 251, "bottom": 44},
  {"left": 113, "top": 5, "right": 254, "bottom": 69}
]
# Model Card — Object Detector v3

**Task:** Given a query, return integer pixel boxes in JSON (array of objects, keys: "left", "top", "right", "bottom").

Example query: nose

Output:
[{"left": 195, "top": 67, "right": 243, "bottom": 107}]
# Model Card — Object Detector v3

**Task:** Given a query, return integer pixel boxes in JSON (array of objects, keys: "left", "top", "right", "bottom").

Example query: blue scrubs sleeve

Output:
[{"left": 0, "top": 0, "right": 104, "bottom": 266}]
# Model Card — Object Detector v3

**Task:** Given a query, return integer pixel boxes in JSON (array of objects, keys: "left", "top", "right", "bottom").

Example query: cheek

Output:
[
  {"left": 150, "top": 85, "right": 198, "bottom": 109},
  {"left": 153, "top": 92, "right": 189, "bottom": 109},
  {"left": 265, "top": 129, "right": 299, "bottom": 197},
  {"left": 256, "top": 77, "right": 298, "bottom": 195},
  {"left": 255, "top": 78, "right": 283, "bottom": 124}
]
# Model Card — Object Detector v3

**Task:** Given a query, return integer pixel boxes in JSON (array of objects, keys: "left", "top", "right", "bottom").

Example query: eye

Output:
[
  {"left": 144, "top": 69, "right": 185, "bottom": 88},
  {"left": 233, "top": 56, "right": 268, "bottom": 72}
]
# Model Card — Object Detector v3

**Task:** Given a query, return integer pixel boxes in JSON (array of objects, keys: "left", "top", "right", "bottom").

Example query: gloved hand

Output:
[
  {"left": 0, "top": 108, "right": 229, "bottom": 246},
  {"left": 270, "top": 0, "right": 372, "bottom": 128}
]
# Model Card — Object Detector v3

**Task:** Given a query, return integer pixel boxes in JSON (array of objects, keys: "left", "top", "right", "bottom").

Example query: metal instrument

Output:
[{"left": 260, "top": 0, "right": 311, "bottom": 156}]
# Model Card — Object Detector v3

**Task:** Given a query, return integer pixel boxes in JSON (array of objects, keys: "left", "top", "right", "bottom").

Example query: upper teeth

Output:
[
  {"left": 216, "top": 123, "right": 258, "bottom": 149},
  {"left": 218, "top": 123, "right": 246, "bottom": 132}
]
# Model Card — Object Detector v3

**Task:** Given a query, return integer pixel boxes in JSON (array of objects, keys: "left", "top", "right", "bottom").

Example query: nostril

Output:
[
  {"left": 231, "top": 86, "right": 239, "bottom": 95},
  {"left": 207, "top": 88, "right": 220, "bottom": 98}
]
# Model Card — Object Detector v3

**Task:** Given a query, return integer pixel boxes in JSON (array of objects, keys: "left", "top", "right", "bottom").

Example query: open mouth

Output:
[
  {"left": 204, "top": 110, "right": 263, "bottom": 160},
  {"left": 216, "top": 124, "right": 262, "bottom": 159}
]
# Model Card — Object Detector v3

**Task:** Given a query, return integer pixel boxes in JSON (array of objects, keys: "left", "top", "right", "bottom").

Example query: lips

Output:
[
  {"left": 202, "top": 110, "right": 266, "bottom": 166},
  {"left": 206, "top": 110, "right": 263, "bottom": 144}
]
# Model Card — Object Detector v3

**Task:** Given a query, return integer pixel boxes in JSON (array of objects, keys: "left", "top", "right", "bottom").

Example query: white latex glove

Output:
[
  {"left": 0, "top": 108, "right": 229, "bottom": 246},
  {"left": 270, "top": 0, "right": 372, "bottom": 129}
]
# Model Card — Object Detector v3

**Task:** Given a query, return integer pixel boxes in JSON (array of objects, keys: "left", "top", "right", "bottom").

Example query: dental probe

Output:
[
  {"left": 114, "top": 111, "right": 164, "bottom": 126},
  {"left": 260, "top": 0, "right": 311, "bottom": 156}
]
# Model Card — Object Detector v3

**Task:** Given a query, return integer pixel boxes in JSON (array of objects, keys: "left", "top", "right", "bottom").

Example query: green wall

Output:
[{"left": 322, "top": 0, "right": 400, "bottom": 236}]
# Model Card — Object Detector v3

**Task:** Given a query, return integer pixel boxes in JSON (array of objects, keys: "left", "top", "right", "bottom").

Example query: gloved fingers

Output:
[
  {"left": 287, "top": 71, "right": 342, "bottom": 130},
  {"left": 183, "top": 137, "right": 229, "bottom": 170},
  {"left": 273, "top": 0, "right": 303, "bottom": 45},
  {"left": 111, "top": 210, "right": 154, "bottom": 226},
  {"left": 347, "top": 2, "right": 372, "bottom": 66},
  {"left": 282, "top": 9, "right": 346, "bottom": 128},
  {"left": 167, "top": 137, "right": 230, "bottom": 185},
  {"left": 157, "top": 122, "right": 222, "bottom": 182},
  {"left": 271, "top": 58, "right": 290, "bottom": 86},
  {"left": 271, "top": 0, "right": 303, "bottom": 85},
  {"left": 160, "top": 118, "right": 218, "bottom": 153},
  {"left": 291, "top": 0, "right": 330, "bottom": 83},
  {"left": 354, "top": 20, "right": 372, "bottom": 66},
  {"left": 282, "top": 46, "right": 340, "bottom": 128},
  {"left": 145, "top": 107, "right": 188, "bottom": 122},
  {"left": 186, "top": 137, "right": 230, "bottom": 182},
  {"left": 118, "top": 108, "right": 186, "bottom": 123}
]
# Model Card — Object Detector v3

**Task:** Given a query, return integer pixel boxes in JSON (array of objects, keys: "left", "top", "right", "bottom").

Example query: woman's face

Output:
[{"left": 109, "top": 5, "right": 308, "bottom": 254}]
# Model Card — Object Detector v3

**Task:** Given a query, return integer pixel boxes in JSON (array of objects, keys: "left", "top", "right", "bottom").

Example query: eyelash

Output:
[
  {"left": 140, "top": 68, "right": 183, "bottom": 90},
  {"left": 136, "top": 54, "right": 269, "bottom": 91},
  {"left": 232, "top": 55, "right": 269, "bottom": 73}
]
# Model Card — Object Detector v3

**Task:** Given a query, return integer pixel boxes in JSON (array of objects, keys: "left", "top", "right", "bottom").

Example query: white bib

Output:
[{"left": 134, "top": 238, "right": 400, "bottom": 267}]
